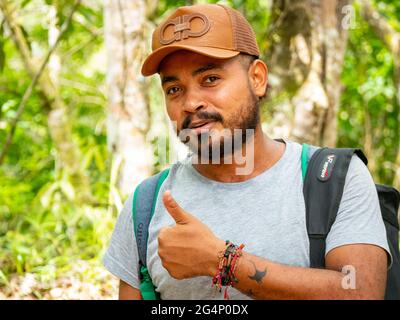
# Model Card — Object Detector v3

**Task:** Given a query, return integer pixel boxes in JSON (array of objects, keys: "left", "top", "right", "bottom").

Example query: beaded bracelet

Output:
[{"left": 212, "top": 240, "right": 245, "bottom": 299}]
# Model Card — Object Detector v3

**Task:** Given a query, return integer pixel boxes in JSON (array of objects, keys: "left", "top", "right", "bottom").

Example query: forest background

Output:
[{"left": 0, "top": 0, "right": 399, "bottom": 299}]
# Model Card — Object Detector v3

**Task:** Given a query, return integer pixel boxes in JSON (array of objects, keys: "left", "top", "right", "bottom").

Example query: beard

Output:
[{"left": 178, "top": 90, "right": 260, "bottom": 163}]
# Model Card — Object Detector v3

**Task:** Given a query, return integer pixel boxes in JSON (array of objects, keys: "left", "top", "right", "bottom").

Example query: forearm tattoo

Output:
[{"left": 248, "top": 260, "right": 267, "bottom": 284}]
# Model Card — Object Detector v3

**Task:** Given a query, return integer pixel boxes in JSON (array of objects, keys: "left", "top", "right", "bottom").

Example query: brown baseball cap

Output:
[{"left": 141, "top": 4, "right": 260, "bottom": 76}]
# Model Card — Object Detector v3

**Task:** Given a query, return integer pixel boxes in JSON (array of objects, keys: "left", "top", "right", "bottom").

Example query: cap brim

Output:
[{"left": 141, "top": 45, "right": 240, "bottom": 76}]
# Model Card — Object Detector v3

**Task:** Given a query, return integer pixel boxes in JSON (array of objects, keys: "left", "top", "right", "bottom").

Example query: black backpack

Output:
[
  {"left": 303, "top": 145, "right": 400, "bottom": 300},
  {"left": 133, "top": 144, "right": 400, "bottom": 299}
]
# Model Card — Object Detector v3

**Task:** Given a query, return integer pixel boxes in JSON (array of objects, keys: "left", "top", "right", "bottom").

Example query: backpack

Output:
[
  {"left": 303, "top": 145, "right": 400, "bottom": 300},
  {"left": 132, "top": 144, "right": 400, "bottom": 300}
]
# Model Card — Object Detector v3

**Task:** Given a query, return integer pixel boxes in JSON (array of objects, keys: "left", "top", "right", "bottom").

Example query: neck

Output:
[{"left": 192, "top": 124, "right": 286, "bottom": 183}]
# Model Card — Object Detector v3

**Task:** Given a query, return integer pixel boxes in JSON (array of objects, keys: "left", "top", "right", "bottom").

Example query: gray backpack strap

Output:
[
  {"left": 302, "top": 144, "right": 366, "bottom": 268},
  {"left": 132, "top": 169, "right": 170, "bottom": 300},
  {"left": 133, "top": 169, "right": 170, "bottom": 270}
]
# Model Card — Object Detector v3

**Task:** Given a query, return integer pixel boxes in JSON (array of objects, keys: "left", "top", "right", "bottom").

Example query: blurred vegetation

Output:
[
  {"left": 339, "top": 0, "right": 400, "bottom": 184},
  {"left": 0, "top": 0, "right": 111, "bottom": 296},
  {"left": 0, "top": 0, "right": 399, "bottom": 298}
]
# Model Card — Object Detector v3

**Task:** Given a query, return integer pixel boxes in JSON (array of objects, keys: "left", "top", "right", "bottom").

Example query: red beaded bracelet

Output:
[{"left": 212, "top": 241, "right": 245, "bottom": 299}]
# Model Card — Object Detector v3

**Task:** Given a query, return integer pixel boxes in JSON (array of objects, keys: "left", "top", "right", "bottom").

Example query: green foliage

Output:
[
  {"left": 0, "top": 20, "right": 5, "bottom": 73},
  {"left": 339, "top": 0, "right": 400, "bottom": 185},
  {"left": 0, "top": 0, "right": 399, "bottom": 298},
  {"left": 0, "top": 0, "right": 112, "bottom": 295}
]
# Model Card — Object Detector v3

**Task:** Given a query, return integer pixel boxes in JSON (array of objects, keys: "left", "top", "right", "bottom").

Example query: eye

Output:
[
  {"left": 166, "top": 86, "right": 181, "bottom": 95},
  {"left": 203, "top": 76, "right": 219, "bottom": 84}
]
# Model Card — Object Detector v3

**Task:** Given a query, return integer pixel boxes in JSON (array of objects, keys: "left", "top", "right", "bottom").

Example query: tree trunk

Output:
[
  {"left": 265, "top": 0, "right": 352, "bottom": 147},
  {"left": 104, "top": 0, "right": 153, "bottom": 197},
  {"left": 0, "top": 0, "right": 91, "bottom": 201}
]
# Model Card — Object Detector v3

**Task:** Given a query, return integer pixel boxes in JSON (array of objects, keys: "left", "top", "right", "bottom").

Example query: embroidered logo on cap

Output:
[
  {"left": 159, "top": 13, "right": 211, "bottom": 45},
  {"left": 318, "top": 154, "right": 336, "bottom": 182}
]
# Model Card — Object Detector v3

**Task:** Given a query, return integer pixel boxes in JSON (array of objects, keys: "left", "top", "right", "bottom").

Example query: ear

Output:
[{"left": 248, "top": 59, "right": 268, "bottom": 99}]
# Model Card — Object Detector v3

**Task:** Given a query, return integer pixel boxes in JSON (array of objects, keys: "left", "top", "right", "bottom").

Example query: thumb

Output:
[{"left": 163, "top": 190, "right": 190, "bottom": 224}]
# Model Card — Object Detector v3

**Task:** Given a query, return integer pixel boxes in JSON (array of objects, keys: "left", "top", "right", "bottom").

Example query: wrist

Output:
[
  {"left": 206, "top": 239, "right": 227, "bottom": 277},
  {"left": 210, "top": 240, "right": 246, "bottom": 300}
]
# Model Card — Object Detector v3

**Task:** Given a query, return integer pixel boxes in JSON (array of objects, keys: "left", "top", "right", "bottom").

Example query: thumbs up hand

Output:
[
  {"left": 162, "top": 190, "right": 193, "bottom": 224},
  {"left": 158, "top": 190, "right": 226, "bottom": 280}
]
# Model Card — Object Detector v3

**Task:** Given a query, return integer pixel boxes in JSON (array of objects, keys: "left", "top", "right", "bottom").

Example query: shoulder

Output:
[
  {"left": 343, "top": 154, "right": 375, "bottom": 197},
  {"left": 326, "top": 152, "right": 391, "bottom": 254},
  {"left": 142, "top": 154, "right": 193, "bottom": 184}
]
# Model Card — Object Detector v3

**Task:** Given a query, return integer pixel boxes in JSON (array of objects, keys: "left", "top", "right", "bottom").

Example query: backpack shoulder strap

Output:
[
  {"left": 301, "top": 143, "right": 319, "bottom": 180},
  {"left": 302, "top": 144, "right": 367, "bottom": 268},
  {"left": 132, "top": 168, "right": 170, "bottom": 300}
]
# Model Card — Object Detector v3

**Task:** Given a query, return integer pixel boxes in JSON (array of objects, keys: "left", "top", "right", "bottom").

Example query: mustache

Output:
[{"left": 181, "top": 111, "right": 224, "bottom": 130}]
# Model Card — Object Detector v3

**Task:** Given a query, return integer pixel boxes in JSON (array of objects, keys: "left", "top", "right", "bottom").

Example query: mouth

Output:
[{"left": 188, "top": 120, "right": 218, "bottom": 134}]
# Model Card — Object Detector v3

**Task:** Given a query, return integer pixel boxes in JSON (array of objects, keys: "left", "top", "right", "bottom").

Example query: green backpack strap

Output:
[
  {"left": 132, "top": 168, "right": 170, "bottom": 300},
  {"left": 301, "top": 143, "right": 311, "bottom": 180}
]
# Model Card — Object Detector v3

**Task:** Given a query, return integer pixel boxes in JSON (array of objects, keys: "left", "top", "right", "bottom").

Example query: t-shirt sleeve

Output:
[
  {"left": 325, "top": 155, "right": 392, "bottom": 268},
  {"left": 103, "top": 193, "right": 140, "bottom": 289}
]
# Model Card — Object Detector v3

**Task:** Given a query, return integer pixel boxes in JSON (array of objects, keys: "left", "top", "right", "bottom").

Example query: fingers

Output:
[{"left": 163, "top": 190, "right": 190, "bottom": 224}]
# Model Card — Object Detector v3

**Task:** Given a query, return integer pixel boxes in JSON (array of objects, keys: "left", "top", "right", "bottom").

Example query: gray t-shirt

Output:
[{"left": 103, "top": 140, "right": 391, "bottom": 299}]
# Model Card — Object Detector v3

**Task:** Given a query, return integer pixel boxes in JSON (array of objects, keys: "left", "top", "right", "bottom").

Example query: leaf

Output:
[
  {"left": 40, "top": 182, "right": 59, "bottom": 208},
  {"left": 0, "top": 21, "right": 4, "bottom": 73},
  {"left": 20, "top": 0, "right": 32, "bottom": 9},
  {"left": 20, "top": 26, "right": 31, "bottom": 51},
  {"left": 60, "top": 180, "right": 75, "bottom": 201},
  {"left": 0, "top": 269, "right": 9, "bottom": 286},
  {"left": 0, "top": 40, "right": 5, "bottom": 73},
  {"left": 15, "top": 246, "right": 31, "bottom": 255},
  {"left": 82, "top": 148, "right": 94, "bottom": 170},
  {"left": 93, "top": 147, "right": 105, "bottom": 172}
]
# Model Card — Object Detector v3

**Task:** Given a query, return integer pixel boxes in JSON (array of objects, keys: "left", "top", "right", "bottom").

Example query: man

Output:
[{"left": 103, "top": 4, "right": 391, "bottom": 300}]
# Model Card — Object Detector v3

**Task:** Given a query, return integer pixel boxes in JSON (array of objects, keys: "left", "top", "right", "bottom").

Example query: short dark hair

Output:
[
  {"left": 239, "top": 53, "right": 268, "bottom": 101},
  {"left": 239, "top": 53, "right": 258, "bottom": 70}
]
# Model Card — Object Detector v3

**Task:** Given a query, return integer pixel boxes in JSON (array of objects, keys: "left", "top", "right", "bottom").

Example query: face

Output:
[{"left": 159, "top": 50, "right": 267, "bottom": 161}]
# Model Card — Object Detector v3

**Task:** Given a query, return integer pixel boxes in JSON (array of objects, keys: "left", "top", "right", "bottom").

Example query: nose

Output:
[{"left": 182, "top": 87, "right": 207, "bottom": 114}]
